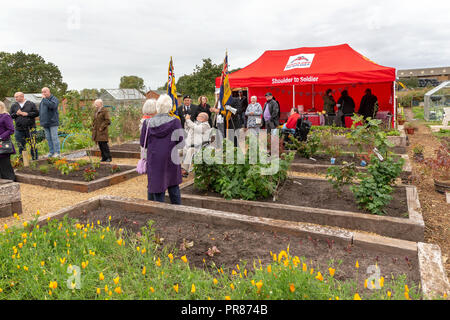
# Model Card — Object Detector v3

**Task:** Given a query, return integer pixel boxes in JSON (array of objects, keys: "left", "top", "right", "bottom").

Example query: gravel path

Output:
[{"left": 404, "top": 108, "right": 450, "bottom": 278}]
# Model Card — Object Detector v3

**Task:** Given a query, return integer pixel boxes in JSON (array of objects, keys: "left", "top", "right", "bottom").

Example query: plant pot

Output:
[
  {"left": 406, "top": 128, "right": 415, "bottom": 134},
  {"left": 434, "top": 178, "right": 450, "bottom": 194},
  {"left": 398, "top": 119, "right": 405, "bottom": 125}
]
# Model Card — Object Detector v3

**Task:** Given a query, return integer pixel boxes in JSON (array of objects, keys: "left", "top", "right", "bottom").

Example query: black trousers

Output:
[
  {"left": 98, "top": 141, "right": 111, "bottom": 160},
  {"left": 0, "top": 156, "right": 16, "bottom": 181}
]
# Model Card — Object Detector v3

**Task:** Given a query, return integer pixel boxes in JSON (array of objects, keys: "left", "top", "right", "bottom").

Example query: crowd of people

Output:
[{"left": 0, "top": 85, "right": 380, "bottom": 209}]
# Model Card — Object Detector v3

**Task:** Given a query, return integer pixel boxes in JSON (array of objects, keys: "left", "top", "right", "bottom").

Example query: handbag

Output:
[
  {"left": 136, "top": 120, "right": 150, "bottom": 174},
  {"left": 0, "top": 138, "right": 14, "bottom": 155}
]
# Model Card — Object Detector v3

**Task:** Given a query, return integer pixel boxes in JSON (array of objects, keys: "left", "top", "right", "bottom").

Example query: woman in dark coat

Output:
[
  {"left": 92, "top": 99, "right": 112, "bottom": 162},
  {"left": 0, "top": 101, "right": 16, "bottom": 181},
  {"left": 196, "top": 95, "right": 212, "bottom": 127},
  {"left": 337, "top": 90, "right": 356, "bottom": 127},
  {"left": 140, "top": 94, "right": 184, "bottom": 204}
]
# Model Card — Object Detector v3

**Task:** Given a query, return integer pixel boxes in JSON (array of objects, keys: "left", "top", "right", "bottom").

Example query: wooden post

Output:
[{"left": 22, "top": 151, "right": 30, "bottom": 167}]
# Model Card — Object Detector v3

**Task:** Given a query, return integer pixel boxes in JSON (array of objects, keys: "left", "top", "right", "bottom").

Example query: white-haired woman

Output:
[
  {"left": 0, "top": 101, "right": 16, "bottom": 181},
  {"left": 92, "top": 99, "right": 112, "bottom": 162},
  {"left": 139, "top": 99, "right": 157, "bottom": 132},
  {"left": 245, "top": 96, "right": 263, "bottom": 133},
  {"left": 140, "top": 94, "right": 184, "bottom": 204}
]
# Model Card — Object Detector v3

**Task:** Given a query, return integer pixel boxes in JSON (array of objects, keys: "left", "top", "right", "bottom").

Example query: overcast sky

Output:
[{"left": 1, "top": 0, "right": 449, "bottom": 91}]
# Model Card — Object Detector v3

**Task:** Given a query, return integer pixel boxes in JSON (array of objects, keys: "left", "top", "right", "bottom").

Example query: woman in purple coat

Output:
[
  {"left": 0, "top": 101, "right": 16, "bottom": 181},
  {"left": 140, "top": 94, "right": 184, "bottom": 204}
]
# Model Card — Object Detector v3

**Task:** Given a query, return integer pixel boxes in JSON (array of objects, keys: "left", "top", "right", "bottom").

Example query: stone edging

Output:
[
  {"left": 177, "top": 177, "right": 425, "bottom": 242},
  {"left": 15, "top": 165, "right": 138, "bottom": 193}
]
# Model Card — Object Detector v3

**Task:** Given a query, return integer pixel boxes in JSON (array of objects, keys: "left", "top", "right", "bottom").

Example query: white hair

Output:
[
  {"left": 0, "top": 101, "right": 7, "bottom": 114},
  {"left": 156, "top": 94, "right": 173, "bottom": 114},
  {"left": 94, "top": 99, "right": 103, "bottom": 107},
  {"left": 142, "top": 99, "right": 157, "bottom": 115},
  {"left": 251, "top": 96, "right": 257, "bottom": 101}
]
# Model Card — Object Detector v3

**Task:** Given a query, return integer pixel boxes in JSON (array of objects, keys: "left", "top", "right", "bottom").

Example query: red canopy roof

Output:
[{"left": 215, "top": 44, "right": 395, "bottom": 88}]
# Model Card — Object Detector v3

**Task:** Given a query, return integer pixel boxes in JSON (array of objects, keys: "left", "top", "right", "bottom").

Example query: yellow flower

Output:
[
  {"left": 231, "top": 270, "right": 237, "bottom": 275},
  {"left": 49, "top": 281, "right": 58, "bottom": 289},
  {"left": 273, "top": 253, "right": 277, "bottom": 262},
  {"left": 142, "top": 266, "right": 146, "bottom": 275},
  {"left": 141, "top": 248, "right": 146, "bottom": 254},
  {"left": 387, "top": 291, "right": 392, "bottom": 298},
  {"left": 230, "top": 283, "right": 235, "bottom": 290},
  {"left": 40, "top": 261, "right": 45, "bottom": 266},
  {"left": 113, "top": 276, "right": 120, "bottom": 285},
  {"left": 379, "top": 277, "right": 384, "bottom": 288},
  {"left": 355, "top": 260, "right": 359, "bottom": 269},
  {"left": 100, "top": 235, "right": 104, "bottom": 240},
  {"left": 59, "top": 257, "right": 66, "bottom": 265},
  {"left": 302, "top": 263, "right": 307, "bottom": 272},
  {"left": 329, "top": 268, "right": 335, "bottom": 277},
  {"left": 0, "top": 288, "right": 3, "bottom": 293},
  {"left": 181, "top": 255, "right": 188, "bottom": 263},
  {"left": 225, "top": 296, "right": 231, "bottom": 300},
  {"left": 315, "top": 272, "right": 323, "bottom": 281},
  {"left": 136, "top": 246, "right": 140, "bottom": 252},
  {"left": 404, "top": 285, "right": 409, "bottom": 293},
  {"left": 97, "top": 220, "right": 100, "bottom": 225},
  {"left": 173, "top": 284, "right": 179, "bottom": 293},
  {"left": 104, "top": 285, "right": 108, "bottom": 292},
  {"left": 36, "top": 210, "right": 40, "bottom": 216},
  {"left": 310, "top": 268, "right": 314, "bottom": 275},
  {"left": 33, "top": 243, "right": 36, "bottom": 248},
  {"left": 251, "top": 280, "right": 255, "bottom": 286},
  {"left": 168, "top": 253, "right": 174, "bottom": 263},
  {"left": 335, "top": 296, "right": 339, "bottom": 300},
  {"left": 354, "top": 293, "right": 361, "bottom": 300},
  {"left": 255, "top": 281, "right": 263, "bottom": 293},
  {"left": 191, "top": 284, "right": 196, "bottom": 293},
  {"left": 81, "top": 261, "right": 88, "bottom": 269},
  {"left": 48, "top": 290, "right": 52, "bottom": 296},
  {"left": 278, "top": 250, "right": 288, "bottom": 263},
  {"left": 106, "top": 226, "right": 110, "bottom": 232},
  {"left": 155, "top": 258, "right": 161, "bottom": 267},
  {"left": 150, "top": 287, "right": 155, "bottom": 293},
  {"left": 23, "top": 266, "right": 28, "bottom": 271},
  {"left": 364, "top": 279, "right": 368, "bottom": 289},
  {"left": 18, "top": 243, "right": 23, "bottom": 249},
  {"left": 96, "top": 288, "right": 101, "bottom": 295},
  {"left": 213, "top": 278, "right": 218, "bottom": 285},
  {"left": 116, "top": 238, "right": 123, "bottom": 246},
  {"left": 99, "top": 272, "right": 105, "bottom": 281},
  {"left": 114, "top": 287, "right": 122, "bottom": 294},
  {"left": 289, "top": 283, "right": 295, "bottom": 293},
  {"left": 244, "top": 269, "right": 247, "bottom": 277},
  {"left": 404, "top": 292, "right": 410, "bottom": 300},
  {"left": 108, "top": 291, "right": 112, "bottom": 296}
]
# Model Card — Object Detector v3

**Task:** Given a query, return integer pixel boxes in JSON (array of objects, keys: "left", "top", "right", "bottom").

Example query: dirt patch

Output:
[
  {"left": 75, "top": 207, "right": 420, "bottom": 294},
  {"left": 183, "top": 178, "right": 409, "bottom": 218},
  {"left": 17, "top": 162, "right": 134, "bottom": 182}
]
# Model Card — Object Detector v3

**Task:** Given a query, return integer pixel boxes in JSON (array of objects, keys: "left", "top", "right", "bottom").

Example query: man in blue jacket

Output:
[{"left": 39, "top": 87, "right": 60, "bottom": 157}]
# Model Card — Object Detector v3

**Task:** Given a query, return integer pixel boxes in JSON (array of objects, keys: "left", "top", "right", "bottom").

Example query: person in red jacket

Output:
[{"left": 282, "top": 108, "right": 300, "bottom": 134}]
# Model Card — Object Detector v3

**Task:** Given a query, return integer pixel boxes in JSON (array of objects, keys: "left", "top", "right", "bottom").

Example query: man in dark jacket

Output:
[
  {"left": 336, "top": 90, "right": 355, "bottom": 127},
  {"left": 261, "top": 92, "right": 279, "bottom": 133},
  {"left": 358, "top": 89, "right": 378, "bottom": 120},
  {"left": 10, "top": 92, "right": 39, "bottom": 160},
  {"left": 39, "top": 87, "right": 60, "bottom": 157},
  {"left": 177, "top": 95, "right": 198, "bottom": 129}
]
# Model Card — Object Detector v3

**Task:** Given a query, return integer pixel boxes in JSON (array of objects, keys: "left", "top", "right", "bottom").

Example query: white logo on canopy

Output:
[{"left": 284, "top": 54, "right": 315, "bottom": 71}]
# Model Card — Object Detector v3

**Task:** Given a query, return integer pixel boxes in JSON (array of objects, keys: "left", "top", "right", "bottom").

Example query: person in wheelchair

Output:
[
  {"left": 181, "top": 112, "right": 211, "bottom": 177},
  {"left": 283, "top": 113, "right": 312, "bottom": 146}
]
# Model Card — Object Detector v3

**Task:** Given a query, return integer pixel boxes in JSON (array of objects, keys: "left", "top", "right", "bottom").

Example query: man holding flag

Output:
[{"left": 217, "top": 51, "right": 244, "bottom": 143}]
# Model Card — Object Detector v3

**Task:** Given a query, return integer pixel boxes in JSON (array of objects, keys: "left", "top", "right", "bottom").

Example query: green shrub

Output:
[{"left": 39, "top": 165, "right": 49, "bottom": 174}]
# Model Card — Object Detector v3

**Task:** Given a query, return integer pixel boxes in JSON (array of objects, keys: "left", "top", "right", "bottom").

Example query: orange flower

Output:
[
  {"left": 354, "top": 293, "right": 362, "bottom": 300},
  {"left": 225, "top": 296, "right": 231, "bottom": 300},
  {"left": 181, "top": 255, "right": 188, "bottom": 263},
  {"left": 173, "top": 284, "right": 179, "bottom": 293},
  {"left": 315, "top": 272, "right": 323, "bottom": 281},
  {"left": 328, "top": 268, "right": 335, "bottom": 277},
  {"left": 289, "top": 284, "right": 295, "bottom": 293},
  {"left": 114, "top": 287, "right": 122, "bottom": 294}
]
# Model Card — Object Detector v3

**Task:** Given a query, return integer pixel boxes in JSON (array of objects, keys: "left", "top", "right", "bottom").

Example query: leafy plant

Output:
[
  {"left": 83, "top": 167, "right": 97, "bottom": 181},
  {"left": 193, "top": 139, "right": 294, "bottom": 201},
  {"left": 423, "top": 145, "right": 450, "bottom": 180},
  {"left": 39, "top": 165, "right": 49, "bottom": 174},
  {"left": 110, "top": 164, "right": 121, "bottom": 174},
  {"left": 326, "top": 162, "right": 357, "bottom": 195},
  {"left": 287, "top": 130, "right": 321, "bottom": 159}
]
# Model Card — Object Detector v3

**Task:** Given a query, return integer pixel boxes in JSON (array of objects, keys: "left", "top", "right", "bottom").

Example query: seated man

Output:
[
  {"left": 282, "top": 108, "right": 300, "bottom": 134},
  {"left": 181, "top": 112, "right": 211, "bottom": 176}
]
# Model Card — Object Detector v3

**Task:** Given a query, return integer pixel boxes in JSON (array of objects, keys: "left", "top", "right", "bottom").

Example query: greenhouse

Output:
[{"left": 424, "top": 81, "right": 450, "bottom": 121}]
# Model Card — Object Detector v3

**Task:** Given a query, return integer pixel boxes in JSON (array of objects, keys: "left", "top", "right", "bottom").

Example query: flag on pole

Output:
[
  {"left": 167, "top": 57, "right": 179, "bottom": 118},
  {"left": 219, "top": 51, "right": 233, "bottom": 129}
]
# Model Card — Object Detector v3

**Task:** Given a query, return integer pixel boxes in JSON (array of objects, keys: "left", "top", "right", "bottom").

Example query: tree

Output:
[
  {"left": 175, "top": 58, "right": 222, "bottom": 97},
  {"left": 79, "top": 88, "right": 100, "bottom": 100},
  {"left": 119, "top": 75, "right": 145, "bottom": 92},
  {"left": 0, "top": 51, "right": 68, "bottom": 100}
]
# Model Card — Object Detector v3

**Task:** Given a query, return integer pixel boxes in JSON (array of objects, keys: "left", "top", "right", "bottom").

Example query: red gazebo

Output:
[{"left": 215, "top": 44, "right": 396, "bottom": 126}]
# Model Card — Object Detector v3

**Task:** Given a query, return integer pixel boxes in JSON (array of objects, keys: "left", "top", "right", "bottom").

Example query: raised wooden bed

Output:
[
  {"left": 35, "top": 195, "right": 449, "bottom": 299},
  {"left": 15, "top": 163, "right": 138, "bottom": 193},
  {"left": 87, "top": 142, "right": 140, "bottom": 159},
  {"left": 0, "top": 179, "right": 22, "bottom": 217},
  {"left": 177, "top": 177, "right": 424, "bottom": 242},
  {"left": 289, "top": 153, "right": 412, "bottom": 182}
]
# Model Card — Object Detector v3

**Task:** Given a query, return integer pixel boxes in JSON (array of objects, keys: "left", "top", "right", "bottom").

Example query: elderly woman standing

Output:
[
  {"left": 0, "top": 101, "right": 16, "bottom": 181},
  {"left": 140, "top": 94, "right": 184, "bottom": 204},
  {"left": 245, "top": 96, "right": 263, "bottom": 134},
  {"left": 139, "top": 99, "right": 157, "bottom": 132},
  {"left": 92, "top": 99, "right": 112, "bottom": 162}
]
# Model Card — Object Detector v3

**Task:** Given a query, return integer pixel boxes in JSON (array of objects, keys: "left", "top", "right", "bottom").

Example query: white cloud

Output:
[{"left": 0, "top": 0, "right": 449, "bottom": 91}]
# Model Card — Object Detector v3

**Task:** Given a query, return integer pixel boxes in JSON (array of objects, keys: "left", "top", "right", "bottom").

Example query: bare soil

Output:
[
  {"left": 183, "top": 178, "right": 409, "bottom": 218},
  {"left": 76, "top": 206, "right": 421, "bottom": 294}
]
